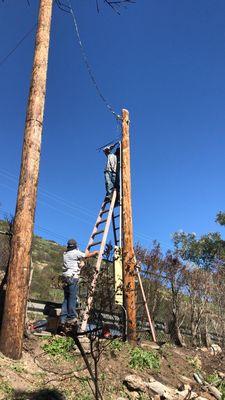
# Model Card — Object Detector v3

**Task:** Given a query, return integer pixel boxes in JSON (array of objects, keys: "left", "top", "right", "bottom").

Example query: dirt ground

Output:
[{"left": 0, "top": 335, "right": 223, "bottom": 400}]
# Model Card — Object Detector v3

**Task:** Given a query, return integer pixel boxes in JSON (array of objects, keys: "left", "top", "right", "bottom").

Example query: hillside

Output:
[
  {"left": 0, "top": 335, "right": 224, "bottom": 399},
  {"left": 0, "top": 219, "right": 65, "bottom": 302}
]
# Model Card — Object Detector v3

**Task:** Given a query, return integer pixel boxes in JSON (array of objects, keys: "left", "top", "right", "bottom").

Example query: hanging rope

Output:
[{"left": 66, "top": 0, "right": 121, "bottom": 120}]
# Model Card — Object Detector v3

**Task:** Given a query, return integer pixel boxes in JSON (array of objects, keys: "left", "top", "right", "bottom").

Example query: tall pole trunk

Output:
[
  {"left": 0, "top": 0, "right": 53, "bottom": 359},
  {"left": 121, "top": 109, "right": 137, "bottom": 345}
]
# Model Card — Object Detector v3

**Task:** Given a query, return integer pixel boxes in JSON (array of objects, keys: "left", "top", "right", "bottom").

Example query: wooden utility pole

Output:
[
  {"left": 0, "top": 0, "right": 53, "bottom": 359},
  {"left": 121, "top": 109, "right": 137, "bottom": 345}
]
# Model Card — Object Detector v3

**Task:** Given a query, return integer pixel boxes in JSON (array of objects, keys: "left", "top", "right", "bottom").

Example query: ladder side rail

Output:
[
  {"left": 136, "top": 269, "right": 157, "bottom": 342},
  {"left": 85, "top": 200, "right": 107, "bottom": 253},
  {"left": 112, "top": 211, "right": 118, "bottom": 246},
  {"left": 81, "top": 190, "right": 117, "bottom": 332}
]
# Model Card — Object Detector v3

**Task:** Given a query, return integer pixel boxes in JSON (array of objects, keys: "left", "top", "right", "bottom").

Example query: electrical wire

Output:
[
  {"left": 0, "top": 168, "right": 96, "bottom": 219},
  {"left": 66, "top": 0, "right": 121, "bottom": 120},
  {"left": 0, "top": 207, "right": 67, "bottom": 243},
  {"left": 0, "top": 168, "right": 172, "bottom": 249},
  {"left": 0, "top": 23, "right": 36, "bottom": 68}
]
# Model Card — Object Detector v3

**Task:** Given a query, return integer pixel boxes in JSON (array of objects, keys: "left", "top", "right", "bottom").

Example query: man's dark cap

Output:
[
  {"left": 103, "top": 146, "right": 111, "bottom": 153},
  {"left": 67, "top": 239, "right": 77, "bottom": 248}
]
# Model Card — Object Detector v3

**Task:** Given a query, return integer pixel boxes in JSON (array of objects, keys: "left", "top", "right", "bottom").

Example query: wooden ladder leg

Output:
[
  {"left": 136, "top": 267, "right": 157, "bottom": 343},
  {"left": 81, "top": 190, "right": 117, "bottom": 332}
]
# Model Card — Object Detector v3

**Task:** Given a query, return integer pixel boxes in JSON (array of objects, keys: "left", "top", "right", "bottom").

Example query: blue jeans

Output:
[
  {"left": 60, "top": 277, "right": 78, "bottom": 323},
  {"left": 104, "top": 171, "right": 116, "bottom": 197}
]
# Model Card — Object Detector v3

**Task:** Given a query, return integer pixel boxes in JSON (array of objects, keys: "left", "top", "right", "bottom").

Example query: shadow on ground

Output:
[{"left": 12, "top": 388, "right": 66, "bottom": 400}]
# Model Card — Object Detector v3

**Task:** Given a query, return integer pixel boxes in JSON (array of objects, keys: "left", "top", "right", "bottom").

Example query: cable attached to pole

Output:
[{"left": 66, "top": 0, "right": 121, "bottom": 121}]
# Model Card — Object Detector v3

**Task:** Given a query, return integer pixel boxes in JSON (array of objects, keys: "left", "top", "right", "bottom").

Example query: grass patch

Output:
[
  {"left": 42, "top": 336, "right": 75, "bottom": 360},
  {"left": 129, "top": 347, "right": 160, "bottom": 371}
]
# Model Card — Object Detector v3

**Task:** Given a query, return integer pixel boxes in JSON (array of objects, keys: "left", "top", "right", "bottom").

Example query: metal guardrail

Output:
[
  {"left": 27, "top": 299, "right": 224, "bottom": 344},
  {"left": 27, "top": 299, "right": 124, "bottom": 331}
]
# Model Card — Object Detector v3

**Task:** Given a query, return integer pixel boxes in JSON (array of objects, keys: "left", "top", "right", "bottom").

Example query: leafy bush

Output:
[
  {"left": 42, "top": 337, "right": 75, "bottom": 360},
  {"left": 110, "top": 339, "right": 123, "bottom": 352},
  {"left": 129, "top": 347, "right": 160, "bottom": 371}
]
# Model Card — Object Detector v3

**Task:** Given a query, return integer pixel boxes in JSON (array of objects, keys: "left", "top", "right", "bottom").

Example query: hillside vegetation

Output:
[{"left": 0, "top": 219, "right": 65, "bottom": 302}]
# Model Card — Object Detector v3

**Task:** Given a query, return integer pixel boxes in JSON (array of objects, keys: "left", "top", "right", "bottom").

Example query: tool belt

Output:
[{"left": 61, "top": 275, "right": 78, "bottom": 287}]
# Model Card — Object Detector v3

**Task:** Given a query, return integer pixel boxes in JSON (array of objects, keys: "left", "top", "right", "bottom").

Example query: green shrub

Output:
[
  {"left": 42, "top": 337, "right": 75, "bottom": 360},
  {"left": 110, "top": 339, "right": 123, "bottom": 352},
  {"left": 206, "top": 373, "right": 221, "bottom": 386},
  {"left": 129, "top": 347, "right": 160, "bottom": 371},
  {"left": 206, "top": 373, "right": 225, "bottom": 399}
]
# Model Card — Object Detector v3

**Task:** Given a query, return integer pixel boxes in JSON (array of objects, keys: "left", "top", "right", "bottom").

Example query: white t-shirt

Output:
[
  {"left": 105, "top": 153, "right": 117, "bottom": 173},
  {"left": 62, "top": 248, "right": 85, "bottom": 278}
]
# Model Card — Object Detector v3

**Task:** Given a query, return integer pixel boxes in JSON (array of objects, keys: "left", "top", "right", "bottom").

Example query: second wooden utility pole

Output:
[
  {"left": 121, "top": 109, "right": 137, "bottom": 345},
  {"left": 0, "top": 0, "right": 53, "bottom": 359}
]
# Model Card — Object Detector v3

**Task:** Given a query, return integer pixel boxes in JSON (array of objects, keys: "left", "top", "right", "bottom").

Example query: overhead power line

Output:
[
  {"left": 0, "top": 208, "right": 67, "bottom": 243},
  {"left": 0, "top": 23, "right": 37, "bottom": 68},
  {"left": 0, "top": 168, "right": 96, "bottom": 219},
  {"left": 66, "top": 0, "right": 121, "bottom": 120}
]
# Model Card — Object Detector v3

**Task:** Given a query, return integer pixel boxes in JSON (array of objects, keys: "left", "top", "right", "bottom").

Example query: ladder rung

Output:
[
  {"left": 113, "top": 214, "right": 119, "bottom": 219},
  {"left": 100, "top": 209, "right": 110, "bottom": 215},
  {"left": 92, "top": 230, "right": 104, "bottom": 237},
  {"left": 96, "top": 218, "right": 107, "bottom": 226},
  {"left": 88, "top": 241, "right": 102, "bottom": 249},
  {"left": 115, "top": 227, "right": 119, "bottom": 231}
]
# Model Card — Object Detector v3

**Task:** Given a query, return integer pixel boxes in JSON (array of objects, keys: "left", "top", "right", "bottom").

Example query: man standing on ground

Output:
[
  {"left": 103, "top": 145, "right": 117, "bottom": 202},
  {"left": 60, "top": 239, "right": 97, "bottom": 325}
]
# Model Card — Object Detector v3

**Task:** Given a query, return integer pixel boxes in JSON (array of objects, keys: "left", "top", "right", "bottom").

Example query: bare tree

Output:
[{"left": 163, "top": 253, "right": 187, "bottom": 346}]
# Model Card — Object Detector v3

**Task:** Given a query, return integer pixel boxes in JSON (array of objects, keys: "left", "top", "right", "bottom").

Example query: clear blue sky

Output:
[{"left": 1, "top": 0, "right": 225, "bottom": 250}]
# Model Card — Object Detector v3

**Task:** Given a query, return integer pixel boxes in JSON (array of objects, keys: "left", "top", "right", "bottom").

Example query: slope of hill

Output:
[
  {"left": 0, "top": 335, "right": 224, "bottom": 400},
  {"left": 0, "top": 219, "right": 65, "bottom": 302}
]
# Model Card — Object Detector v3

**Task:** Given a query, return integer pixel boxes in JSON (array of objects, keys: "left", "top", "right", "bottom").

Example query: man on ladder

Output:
[{"left": 103, "top": 145, "right": 118, "bottom": 202}]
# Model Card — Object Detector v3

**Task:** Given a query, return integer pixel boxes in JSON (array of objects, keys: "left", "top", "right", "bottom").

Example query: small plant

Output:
[
  {"left": 187, "top": 355, "right": 202, "bottom": 371},
  {"left": 129, "top": 347, "right": 160, "bottom": 371},
  {"left": 76, "top": 393, "right": 92, "bottom": 400},
  {"left": 139, "top": 395, "right": 150, "bottom": 400},
  {"left": 10, "top": 363, "right": 26, "bottom": 374},
  {"left": 206, "top": 373, "right": 221, "bottom": 386},
  {"left": 100, "top": 372, "right": 106, "bottom": 381},
  {"left": 206, "top": 373, "right": 225, "bottom": 399},
  {"left": 0, "top": 380, "right": 14, "bottom": 398},
  {"left": 42, "top": 336, "right": 75, "bottom": 360},
  {"left": 110, "top": 339, "right": 123, "bottom": 352}
]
